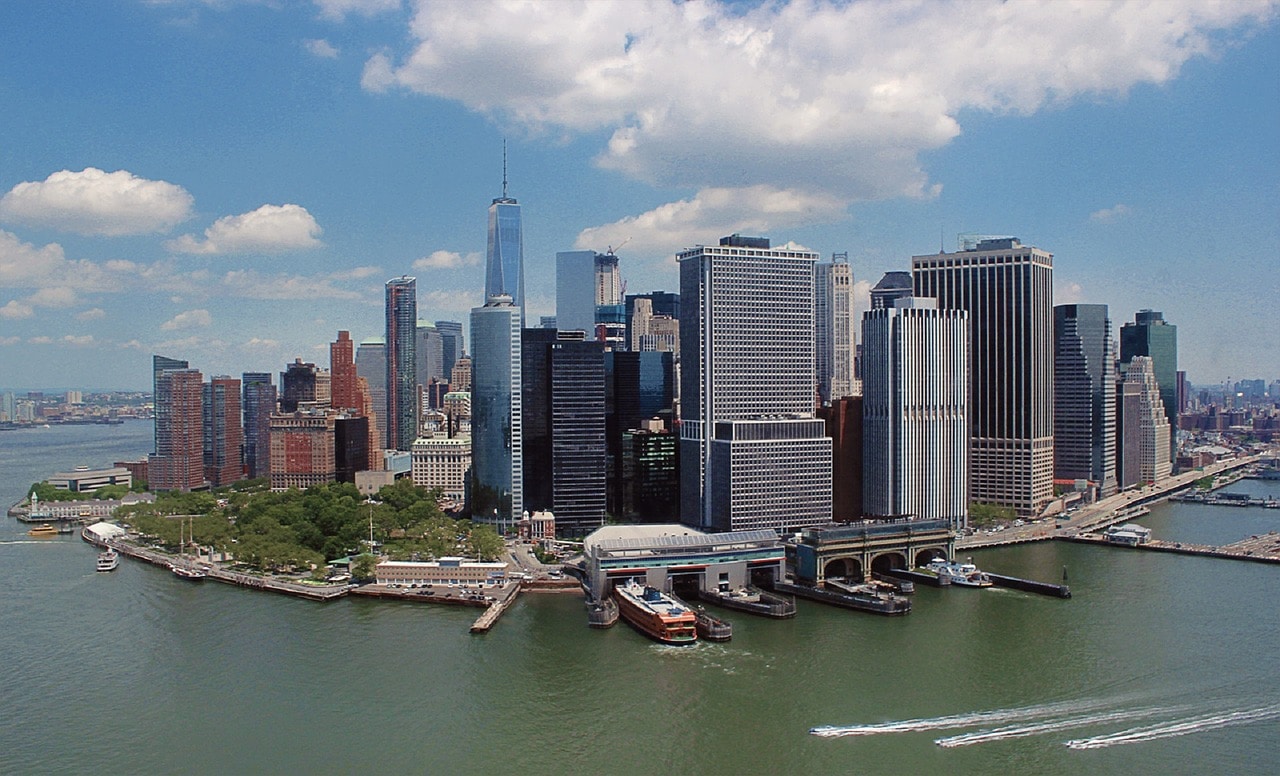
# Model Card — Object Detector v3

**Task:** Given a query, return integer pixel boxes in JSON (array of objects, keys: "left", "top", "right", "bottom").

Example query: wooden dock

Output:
[{"left": 470, "top": 583, "right": 522, "bottom": 634}]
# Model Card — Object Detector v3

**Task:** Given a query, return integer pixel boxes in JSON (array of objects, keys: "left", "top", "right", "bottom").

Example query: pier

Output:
[
  {"left": 470, "top": 583, "right": 522, "bottom": 634},
  {"left": 1063, "top": 531, "right": 1280, "bottom": 565},
  {"left": 985, "top": 573, "right": 1071, "bottom": 598}
]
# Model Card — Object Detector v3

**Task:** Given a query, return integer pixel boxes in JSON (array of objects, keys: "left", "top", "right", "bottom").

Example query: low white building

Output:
[{"left": 375, "top": 557, "right": 508, "bottom": 587}]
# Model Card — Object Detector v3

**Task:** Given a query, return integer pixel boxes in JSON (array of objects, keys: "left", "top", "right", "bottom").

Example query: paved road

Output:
[{"left": 958, "top": 453, "right": 1266, "bottom": 549}]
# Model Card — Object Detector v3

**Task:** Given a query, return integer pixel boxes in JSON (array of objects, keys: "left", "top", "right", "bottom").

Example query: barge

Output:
[{"left": 697, "top": 586, "right": 797, "bottom": 618}]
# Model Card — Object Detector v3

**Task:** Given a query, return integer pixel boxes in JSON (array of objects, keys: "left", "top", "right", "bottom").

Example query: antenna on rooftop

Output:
[{"left": 502, "top": 139, "right": 508, "bottom": 199}]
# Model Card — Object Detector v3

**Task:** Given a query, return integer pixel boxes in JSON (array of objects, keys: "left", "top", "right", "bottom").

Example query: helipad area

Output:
[{"left": 582, "top": 524, "right": 786, "bottom": 596}]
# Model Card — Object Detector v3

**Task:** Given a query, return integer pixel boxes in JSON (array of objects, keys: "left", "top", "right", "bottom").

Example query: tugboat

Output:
[
  {"left": 613, "top": 579, "right": 697, "bottom": 645},
  {"left": 96, "top": 548, "right": 119, "bottom": 572},
  {"left": 923, "top": 557, "right": 993, "bottom": 587}
]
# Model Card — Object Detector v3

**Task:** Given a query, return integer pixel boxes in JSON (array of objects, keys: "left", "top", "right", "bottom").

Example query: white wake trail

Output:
[
  {"left": 935, "top": 706, "right": 1178, "bottom": 748},
  {"left": 811, "top": 697, "right": 1117, "bottom": 738},
  {"left": 1065, "top": 704, "right": 1280, "bottom": 750}
]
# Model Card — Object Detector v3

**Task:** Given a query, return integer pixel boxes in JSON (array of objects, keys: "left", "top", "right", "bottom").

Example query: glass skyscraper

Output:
[
  {"left": 385, "top": 276, "right": 418, "bottom": 451},
  {"left": 470, "top": 295, "right": 523, "bottom": 526},
  {"left": 1054, "top": 304, "right": 1117, "bottom": 496},
  {"left": 555, "top": 250, "right": 598, "bottom": 335},
  {"left": 486, "top": 183, "right": 524, "bottom": 322},
  {"left": 242, "top": 372, "right": 276, "bottom": 480}
]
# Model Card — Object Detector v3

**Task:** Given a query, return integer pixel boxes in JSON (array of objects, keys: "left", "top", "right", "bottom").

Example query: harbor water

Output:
[{"left": 1, "top": 421, "right": 1277, "bottom": 774}]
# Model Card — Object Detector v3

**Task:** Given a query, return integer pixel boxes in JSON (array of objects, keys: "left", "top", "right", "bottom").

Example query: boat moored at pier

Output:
[
  {"left": 923, "top": 557, "right": 993, "bottom": 587},
  {"left": 613, "top": 580, "right": 697, "bottom": 645}
]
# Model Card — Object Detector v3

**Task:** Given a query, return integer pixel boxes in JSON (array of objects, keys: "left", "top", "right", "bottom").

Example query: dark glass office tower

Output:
[
  {"left": 1054, "top": 304, "right": 1117, "bottom": 497},
  {"left": 435, "top": 320, "right": 464, "bottom": 383},
  {"left": 523, "top": 329, "right": 607, "bottom": 535},
  {"left": 385, "top": 276, "right": 417, "bottom": 451},
  {"left": 242, "top": 372, "right": 276, "bottom": 479}
]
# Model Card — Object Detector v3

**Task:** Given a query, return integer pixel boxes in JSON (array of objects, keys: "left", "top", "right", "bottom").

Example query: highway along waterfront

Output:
[{"left": 2, "top": 422, "right": 1278, "bottom": 774}]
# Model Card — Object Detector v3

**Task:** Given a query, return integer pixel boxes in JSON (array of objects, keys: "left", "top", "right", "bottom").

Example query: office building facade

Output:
[
  {"left": 1054, "top": 304, "right": 1117, "bottom": 496},
  {"left": 470, "top": 295, "right": 523, "bottom": 525},
  {"left": 486, "top": 187, "right": 525, "bottom": 321},
  {"left": 1118, "top": 356, "right": 1172, "bottom": 486},
  {"left": 202, "top": 375, "right": 243, "bottom": 487},
  {"left": 385, "top": 276, "right": 417, "bottom": 451},
  {"left": 435, "top": 320, "right": 464, "bottom": 384},
  {"left": 912, "top": 237, "right": 1054, "bottom": 517},
  {"left": 555, "top": 250, "right": 598, "bottom": 335},
  {"left": 330, "top": 331, "right": 359, "bottom": 412},
  {"left": 679, "top": 235, "right": 832, "bottom": 533},
  {"left": 356, "top": 338, "right": 387, "bottom": 449},
  {"left": 1120, "top": 310, "right": 1178, "bottom": 455},
  {"left": 150, "top": 358, "right": 205, "bottom": 491},
  {"left": 861, "top": 298, "right": 969, "bottom": 528},
  {"left": 815, "top": 256, "right": 856, "bottom": 404},
  {"left": 241, "top": 372, "right": 276, "bottom": 480}
]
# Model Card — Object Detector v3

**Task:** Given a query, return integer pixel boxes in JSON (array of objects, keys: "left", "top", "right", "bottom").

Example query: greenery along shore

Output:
[{"left": 68, "top": 479, "right": 504, "bottom": 575}]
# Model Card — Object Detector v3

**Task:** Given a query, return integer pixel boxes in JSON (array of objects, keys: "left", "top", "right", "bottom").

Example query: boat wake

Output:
[
  {"left": 934, "top": 706, "right": 1180, "bottom": 748},
  {"left": 810, "top": 697, "right": 1119, "bottom": 738},
  {"left": 1064, "top": 704, "right": 1280, "bottom": 750}
]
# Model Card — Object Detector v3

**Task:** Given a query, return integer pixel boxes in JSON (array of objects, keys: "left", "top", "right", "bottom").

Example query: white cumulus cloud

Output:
[
  {"left": 413, "top": 250, "right": 481, "bottom": 270},
  {"left": 363, "top": 0, "right": 1275, "bottom": 251},
  {"left": 0, "top": 335, "right": 20, "bottom": 346},
  {"left": 315, "top": 0, "right": 400, "bottom": 21},
  {"left": 76, "top": 307, "right": 106, "bottom": 321},
  {"left": 0, "top": 168, "right": 194, "bottom": 236},
  {"left": 62, "top": 334, "right": 95, "bottom": 347},
  {"left": 168, "top": 203, "right": 324, "bottom": 254},
  {"left": 160, "top": 308, "right": 213, "bottom": 331},
  {"left": 0, "top": 299, "right": 34, "bottom": 319},
  {"left": 304, "top": 38, "right": 340, "bottom": 58},
  {"left": 1090, "top": 203, "right": 1132, "bottom": 223}
]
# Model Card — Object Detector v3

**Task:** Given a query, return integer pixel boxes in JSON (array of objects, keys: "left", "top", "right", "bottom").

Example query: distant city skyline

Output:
[{"left": 0, "top": 2, "right": 1276, "bottom": 390}]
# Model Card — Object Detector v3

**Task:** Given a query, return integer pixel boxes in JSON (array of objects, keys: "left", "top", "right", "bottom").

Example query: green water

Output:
[{"left": 2, "top": 425, "right": 1277, "bottom": 774}]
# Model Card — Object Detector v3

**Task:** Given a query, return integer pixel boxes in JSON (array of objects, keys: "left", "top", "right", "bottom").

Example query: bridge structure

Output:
[{"left": 787, "top": 519, "right": 955, "bottom": 584}]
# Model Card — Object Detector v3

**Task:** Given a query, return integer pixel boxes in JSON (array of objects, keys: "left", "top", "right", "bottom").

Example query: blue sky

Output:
[{"left": 1, "top": 0, "right": 1276, "bottom": 391}]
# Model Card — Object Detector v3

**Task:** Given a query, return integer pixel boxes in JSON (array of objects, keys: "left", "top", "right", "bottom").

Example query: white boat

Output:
[
  {"left": 96, "top": 548, "right": 119, "bottom": 572},
  {"left": 924, "top": 557, "right": 993, "bottom": 587}
]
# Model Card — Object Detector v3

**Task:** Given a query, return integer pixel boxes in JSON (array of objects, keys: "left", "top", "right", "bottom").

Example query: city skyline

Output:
[{"left": 0, "top": 1, "right": 1277, "bottom": 390}]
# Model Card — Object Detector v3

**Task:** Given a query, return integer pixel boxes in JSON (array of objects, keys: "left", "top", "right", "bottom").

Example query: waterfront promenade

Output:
[{"left": 958, "top": 453, "right": 1265, "bottom": 550}]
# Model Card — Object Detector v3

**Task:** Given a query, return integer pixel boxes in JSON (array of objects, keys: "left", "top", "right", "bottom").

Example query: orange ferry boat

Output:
[{"left": 613, "top": 579, "right": 697, "bottom": 645}]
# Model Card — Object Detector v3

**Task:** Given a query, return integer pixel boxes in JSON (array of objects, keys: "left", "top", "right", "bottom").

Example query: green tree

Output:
[{"left": 351, "top": 553, "right": 378, "bottom": 581}]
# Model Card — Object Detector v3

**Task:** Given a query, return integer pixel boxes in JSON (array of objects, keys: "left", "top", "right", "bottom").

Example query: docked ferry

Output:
[
  {"left": 613, "top": 580, "right": 697, "bottom": 645},
  {"left": 924, "top": 557, "right": 993, "bottom": 587}
]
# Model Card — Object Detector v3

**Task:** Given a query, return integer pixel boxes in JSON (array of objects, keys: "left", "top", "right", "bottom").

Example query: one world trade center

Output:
[{"left": 485, "top": 152, "right": 524, "bottom": 323}]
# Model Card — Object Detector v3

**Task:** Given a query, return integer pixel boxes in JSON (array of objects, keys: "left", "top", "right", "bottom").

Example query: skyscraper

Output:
[
  {"left": 435, "top": 320, "right": 464, "bottom": 383},
  {"left": 385, "top": 276, "right": 417, "bottom": 451},
  {"left": 1120, "top": 310, "right": 1178, "bottom": 454},
  {"left": 1054, "top": 304, "right": 1117, "bottom": 496},
  {"left": 330, "top": 331, "right": 359, "bottom": 412},
  {"left": 470, "top": 295, "right": 523, "bottom": 526},
  {"left": 485, "top": 161, "right": 525, "bottom": 321},
  {"left": 912, "top": 237, "right": 1054, "bottom": 517},
  {"left": 815, "top": 255, "right": 856, "bottom": 404},
  {"left": 355, "top": 338, "right": 387, "bottom": 450},
  {"left": 870, "top": 271, "right": 914, "bottom": 310},
  {"left": 1118, "top": 356, "right": 1172, "bottom": 485},
  {"left": 861, "top": 298, "right": 969, "bottom": 529},
  {"left": 242, "top": 372, "right": 276, "bottom": 480},
  {"left": 679, "top": 235, "right": 832, "bottom": 533},
  {"left": 416, "top": 321, "right": 445, "bottom": 391},
  {"left": 203, "top": 375, "right": 243, "bottom": 487},
  {"left": 523, "top": 330, "right": 607, "bottom": 535},
  {"left": 150, "top": 356, "right": 204, "bottom": 491},
  {"left": 625, "top": 291, "right": 679, "bottom": 351},
  {"left": 152, "top": 354, "right": 188, "bottom": 454},
  {"left": 556, "top": 250, "right": 598, "bottom": 335},
  {"left": 280, "top": 359, "right": 319, "bottom": 413}
]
